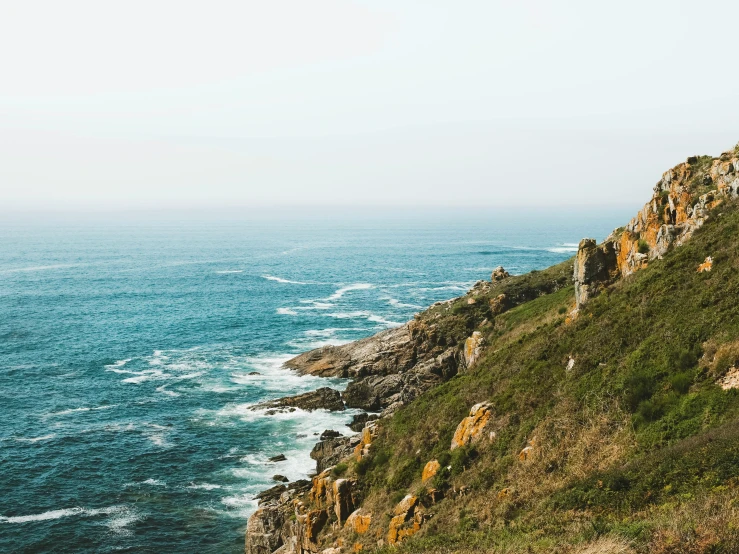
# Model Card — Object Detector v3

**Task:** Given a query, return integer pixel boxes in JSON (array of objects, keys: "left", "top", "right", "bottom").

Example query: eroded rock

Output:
[
  {"left": 451, "top": 402, "right": 493, "bottom": 450},
  {"left": 463, "top": 331, "right": 484, "bottom": 369},
  {"left": 252, "top": 387, "right": 345, "bottom": 413},
  {"left": 421, "top": 460, "right": 441, "bottom": 483}
]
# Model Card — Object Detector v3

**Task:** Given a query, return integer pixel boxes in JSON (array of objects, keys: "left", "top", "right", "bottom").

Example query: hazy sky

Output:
[{"left": 2, "top": 0, "right": 739, "bottom": 210}]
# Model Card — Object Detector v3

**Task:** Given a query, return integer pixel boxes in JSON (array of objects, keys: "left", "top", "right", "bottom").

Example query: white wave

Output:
[
  {"left": 0, "top": 263, "right": 84, "bottom": 275},
  {"left": 263, "top": 275, "right": 310, "bottom": 285},
  {"left": 325, "top": 310, "right": 401, "bottom": 327},
  {"left": 546, "top": 245, "right": 579, "bottom": 253},
  {"left": 104, "top": 359, "right": 131, "bottom": 369},
  {"left": 156, "top": 385, "right": 181, "bottom": 397},
  {"left": 122, "top": 370, "right": 168, "bottom": 384},
  {"left": 297, "top": 300, "right": 334, "bottom": 310},
  {"left": 215, "top": 270, "right": 244, "bottom": 274},
  {"left": 326, "top": 283, "right": 373, "bottom": 301},
  {"left": 45, "top": 405, "right": 117, "bottom": 418},
  {"left": 386, "top": 298, "right": 423, "bottom": 309},
  {"left": 187, "top": 483, "right": 222, "bottom": 491},
  {"left": 368, "top": 315, "right": 403, "bottom": 327},
  {"left": 0, "top": 505, "right": 132, "bottom": 524},
  {"left": 15, "top": 434, "right": 55, "bottom": 443},
  {"left": 276, "top": 307, "right": 298, "bottom": 316},
  {"left": 142, "top": 479, "right": 165, "bottom": 486},
  {"left": 286, "top": 337, "right": 351, "bottom": 350}
]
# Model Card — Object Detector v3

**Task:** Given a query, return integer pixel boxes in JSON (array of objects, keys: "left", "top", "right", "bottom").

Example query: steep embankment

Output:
[{"left": 246, "top": 144, "right": 739, "bottom": 554}]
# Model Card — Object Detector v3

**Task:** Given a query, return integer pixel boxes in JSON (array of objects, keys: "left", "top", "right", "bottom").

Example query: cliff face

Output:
[
  {"left": 246, "top": 143, "right": 739, "bottom": 554},
  {"left": 574, "top": 148, "right": 739, "bottom": 309}
]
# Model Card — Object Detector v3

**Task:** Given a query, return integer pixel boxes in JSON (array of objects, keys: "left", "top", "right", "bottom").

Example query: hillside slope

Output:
[{"left": 246, "top": 144, "right": 739, "bottom": 554}]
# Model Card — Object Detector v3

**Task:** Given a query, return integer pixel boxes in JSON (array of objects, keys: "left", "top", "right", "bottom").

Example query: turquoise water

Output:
[{"left": 0, "top": 208, "right": 627, "bottom": 553}]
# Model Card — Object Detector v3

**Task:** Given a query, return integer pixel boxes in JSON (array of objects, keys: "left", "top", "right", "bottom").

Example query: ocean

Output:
[{"left": 0, "top": 207, "right": 629, "bottom": 553}]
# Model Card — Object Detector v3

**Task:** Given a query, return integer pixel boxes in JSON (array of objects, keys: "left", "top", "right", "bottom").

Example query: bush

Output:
[
  {"left": 624, "top": 369, "right": 656, "bottom": 411},
  {"left": 669, "top": 371, "right": 693, "bottom": 394},
  {"left": 332, "top": 463, "right": 348, "bottom": 477},
  {"left": 638, "top": 239, "right": 650, "bottom": 254}
]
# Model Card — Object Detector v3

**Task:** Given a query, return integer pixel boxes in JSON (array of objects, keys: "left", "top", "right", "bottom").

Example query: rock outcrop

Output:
[
  {"left": 574, "top": 151, "right": 739, "bottom": 308},
  {"left": 387, "top": 495, "right": 427, "bottom": 545},
  {"left": 252, "top": 387, "right": 345, "bottom": 413},
  {"left": 450, "top": 402, "right": 494, "bottom": 450},
  {"left": 286, "top": 320, "right": 463, "bottom": 416},
  {"left": 311, "top": 435, "right": 358, "bottom": 474}
]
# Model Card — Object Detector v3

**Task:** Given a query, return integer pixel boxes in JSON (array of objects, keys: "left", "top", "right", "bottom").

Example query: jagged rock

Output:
[
  {"left": 333, "top": 479, "right": 355, "bottom": 523},
  {"left": 451, "top": 402, "right": 494, "bottom": 450},
  {"left": 354, "top": 424, "right": 377, "bottom": 461},
  {"left": 252, "top": 387, "right": 345, "bottom": 413},
  {"left": 574, "top": 238, "right": 618, "bottom": 308},
  {"left": 311, "top": 436, "right": 356, "bottom": 473},
  {"left": 421, "top": 460, "right": 441, "bottom": 483},
  {"left": 387, "top": 495, "right": 426, "bottom": 545},
  {"left": 285, "top": 322, "right": 461, "bottom": 417},
  {"left": 463, "top": 331, "right": 484, "bottom": 368},
  {"left": 272, "top": 475, "right": 289, "bottom": 482},
  {"left": 246, "top": 503, "right": 286, "bottom": 554},
  {"left": 285, "top": 325, "right": 415, "bottom": 378},
  {"left": 491, "top": 266, "right": 510, "bottom": 282},
  {"left": 489, "top": 293, "right": 507, "bottom": 315},
  {"left": 320, "top": 429, "right": 341, "bottom": 440},
  {"left": 346, "top": 509, "right": 372, "bottom": 534},
  {"left": 255, "top": 484, "right": 288, "bottom": 505},
  {"left": 269, "top": 454, "right": 287, "bottom": 462},
  {"left": 348, "top": 412, "right": 379, "bottom": 432},
  {"left": 719, "top": 366, "right": 739, "bottom": 390}
]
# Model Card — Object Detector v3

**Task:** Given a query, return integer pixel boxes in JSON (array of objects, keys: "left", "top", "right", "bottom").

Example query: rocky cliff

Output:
[
  {"left": 574, "top": 148, "right": 739, "bottom": 309},
  {"left": 246, "top": 142, "right": 739, "bottom": 554}
]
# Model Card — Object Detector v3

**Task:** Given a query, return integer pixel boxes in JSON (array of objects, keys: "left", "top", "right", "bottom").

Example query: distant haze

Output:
[{"left": 2, "top": 0, "right": 739, "bottom": 211}]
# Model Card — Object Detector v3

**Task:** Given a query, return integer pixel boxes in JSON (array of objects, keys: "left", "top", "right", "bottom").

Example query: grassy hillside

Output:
[{"left": 344, "top": 197, "right": 739, "bottom": 553}]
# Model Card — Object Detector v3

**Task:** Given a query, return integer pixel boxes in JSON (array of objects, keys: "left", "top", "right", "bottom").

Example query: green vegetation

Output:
[{"left": 354, "top": 197, "right": 739, "bottom": 552}]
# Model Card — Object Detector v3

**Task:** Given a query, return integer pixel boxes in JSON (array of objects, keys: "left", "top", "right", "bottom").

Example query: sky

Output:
[{"left": 2, "top": 0, "right": 739, "bottom": 211}]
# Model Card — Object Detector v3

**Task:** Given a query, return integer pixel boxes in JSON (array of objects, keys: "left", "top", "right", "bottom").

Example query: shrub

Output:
[
  {"left": 638, "top": 239, "right": 649, "bottom": 254},
  {"left": 669, "top": 371, "right": 693, "bottom": 394},
  {"left": 332, "top": 463, "right": 348, "bottom": 477}
]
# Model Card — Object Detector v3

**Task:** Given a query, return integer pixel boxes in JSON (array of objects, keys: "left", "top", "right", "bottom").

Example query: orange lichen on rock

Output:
[
  {"left": 451, "top": 402, "right": 493, "bottom": 450},
  {"left": 354, "top": 423, "right": 377, "bottom": 461},
  {"left": 387, "top": 495, "right": 425, "bottom": 545},
  {"left": 346, "top": 509, "right": 372, "bottom": 535},
  {"left": 421, "top": 460, "right": 441, "bottom": 483},
  {"left": 463, "top": 331, "right": 484, "bottom": 368},
  {"left": 698, "top": 256, "right": 713, "bottom": 272}
]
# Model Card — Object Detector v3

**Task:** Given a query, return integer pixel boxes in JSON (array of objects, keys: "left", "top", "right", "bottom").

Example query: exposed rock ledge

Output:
[
  {"left": 285, "top": 322, "right": 462, "bottom": 415},
  {"left": 251, "top": 387, "right": 345, "bottom": 413}
]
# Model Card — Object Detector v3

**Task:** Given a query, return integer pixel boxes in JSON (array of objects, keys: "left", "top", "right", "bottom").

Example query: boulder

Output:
[
  {"left": 421, "top": 460, "right": 441, "bottom": 483},
  {"left": 311, "top": 436, "right": 356, "bottom": 473},
  {"left": 387, "top": 495, "right": 426, "bottom": 545},
  {"left": 574, "top": 239, "right": 618, "bottom": 308},
  {"left": 451, "top": 402, "right": 494, "bottom": 450},
  {"left": 491, "top": 266, "right": 510, "bottom": 282},
  {"left": 463, "top": 331, "right": 484, "bottom": 368},
  {"left": 346, "top": 509, "right": 372, "bottom": 534},
  {"left": 272, "top": 475, "right": 289, "bottom": 483},
  {"left": 320, "top": 429, "right": 341, "bottom": 440},
  {"left": 489, "top": 293, "right": 507, "bottom": 315},
  {"left": 252, "top": 387, "right": 345, "bottom": 413},
  {"left": 348, "top": 412, "right": 379, "bottom": 432},
  {"left": 269, "top": 454, "right": 287, "bottom": 462}
]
